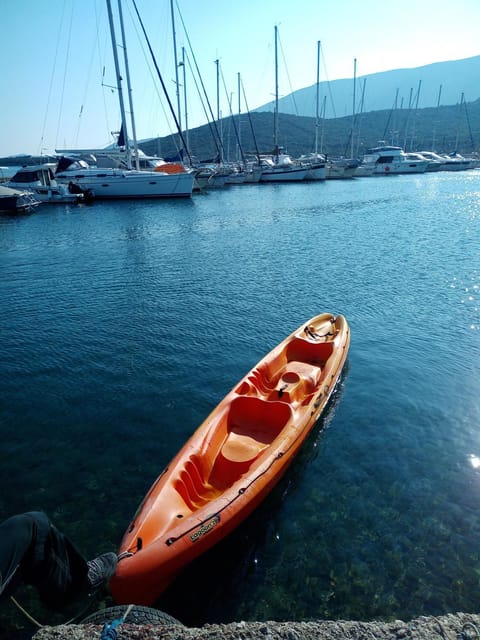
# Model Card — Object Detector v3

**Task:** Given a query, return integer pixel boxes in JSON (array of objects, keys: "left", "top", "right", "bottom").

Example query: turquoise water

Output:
[{"left": 0, "top": 172, "right": 479, "bottom": 634}]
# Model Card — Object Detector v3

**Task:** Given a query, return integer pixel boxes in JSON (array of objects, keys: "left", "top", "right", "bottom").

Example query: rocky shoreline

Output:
[{"left": 32, "top": 612, "right": 480, "bottom": 639}]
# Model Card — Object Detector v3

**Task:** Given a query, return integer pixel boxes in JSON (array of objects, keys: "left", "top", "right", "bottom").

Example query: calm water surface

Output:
[{"left": 0, "top": 172, "right": 479, "bottom": 634}]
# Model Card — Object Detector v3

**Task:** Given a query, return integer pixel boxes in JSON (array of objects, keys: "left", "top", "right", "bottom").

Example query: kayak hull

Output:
[{"left": 111, "top": 313, "right": 350, "bottom": 605}]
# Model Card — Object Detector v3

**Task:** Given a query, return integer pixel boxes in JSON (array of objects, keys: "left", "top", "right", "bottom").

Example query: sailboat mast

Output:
[
  {"left": 215, "top": 59, "right": 223, "bottom": 163},
  {"left": 356, "top": 77, "right": 366, "bottom": 157},
  {"left": 351, "top": 57, "right": 356, "bottom": 158},
  {"left": 432, "top": 84, "right": 442, "bottom": 150},
  {"left": 182, "top": 47, "right": 189, "bottom": 155},
  {"left": 106, "top": 0, "right": 131, "bottom": 168},
  {"left": 320, "top": 95, "right": 326, "bottom": 153},
  {"left": 274, "top": 25, "right": 279, "bottom": 151},
  {"left": 170, "top": 0, "right": 182, "bottom": 131},
  {"left": 455, "top": 92, "right": 464, "bottom": 151},
  {"left": 117, "top": 0, "right": 139, "bottom": 170},
  {"left": 315, "top": 40, "right": 320, "bottom": 155},
  {"left": 237, "top": 72, "right": 242, "bottom": 163}
]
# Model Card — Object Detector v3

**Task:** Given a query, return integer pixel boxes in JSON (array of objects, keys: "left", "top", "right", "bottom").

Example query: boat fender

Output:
[
  {"left": 385, "top": 165, "right": 390, "bottom": 173},
  {"left": 83, "top": 188, "right": 95, "bottom": 203},
  {"left": 68, "top": 181, "right": 82, "bottom": 194}
]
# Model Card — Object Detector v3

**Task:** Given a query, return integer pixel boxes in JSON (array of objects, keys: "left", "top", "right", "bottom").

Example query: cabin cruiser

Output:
[
  {"left": 418, "top": 151, "right": 476, "bottom": 171},
  {"left": 0, "top": 185, "right": 39, "bottom": 213},
  {"left": 54, "top": 156, "right": 194, "bottom": 199},
  {"left": 408, "top": 152, "right": 443, "bottom": 171},
  {"left": 360, "top": 146, "right": 429, "bottom": 175},
  {"left": 6, "top": 164, "right": 88, "bottom": 203},
  {"left": 441, "top": 152, "right": 476, "bottom": 171}
]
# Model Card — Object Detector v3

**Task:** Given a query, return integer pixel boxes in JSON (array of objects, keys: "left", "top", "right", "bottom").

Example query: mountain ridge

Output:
[{"left": 255, "top": 55, "right": 480, "bottom": 119}]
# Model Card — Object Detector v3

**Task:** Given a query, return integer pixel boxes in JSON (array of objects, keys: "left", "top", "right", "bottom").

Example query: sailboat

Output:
[
  {"left": 55, "top": 0, "right": 194, "bottom": 199},
  {"left": 298, "top": 40, "right": 327, "bottom": 181},
  {"left": 259, "top": 27, "right": 308, "bottom": 182},
  {"left": 326, "top": 58, "right": 360, "bottom": 179}
]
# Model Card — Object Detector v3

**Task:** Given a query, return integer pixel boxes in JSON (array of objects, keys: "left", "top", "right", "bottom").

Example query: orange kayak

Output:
[{"left": 110, "top": 313, "right": 350, "bottom": 605}]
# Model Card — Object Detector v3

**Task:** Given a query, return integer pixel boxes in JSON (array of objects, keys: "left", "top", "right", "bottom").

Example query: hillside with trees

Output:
[{"left": 139, "top": 98, "right": 480, "bottom": 163}]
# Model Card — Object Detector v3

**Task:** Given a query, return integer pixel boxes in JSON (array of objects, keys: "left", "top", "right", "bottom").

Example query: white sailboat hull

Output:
[
  {"left": 259, "top": 166, "right": 308, "bottom": 182},
  {"left": 303, "top": 164, "right": 327, "bottom": 180},
  {"left": 56, "top": 168, "right": 194, "bottom": 198}
]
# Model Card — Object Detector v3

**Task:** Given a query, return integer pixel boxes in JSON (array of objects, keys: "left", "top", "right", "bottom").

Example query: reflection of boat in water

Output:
[
  {"left": 111, "top": 312, "right": 350, "bottom": 605},
  {"left": 0, "top": 185, "right": 40, "bottom": 213},
  {"left": 6, "top": 164, "right": 87, "bottom": 203}
]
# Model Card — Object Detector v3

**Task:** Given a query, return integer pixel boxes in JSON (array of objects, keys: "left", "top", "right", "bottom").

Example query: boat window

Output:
[
  {"left": 39, "top": 170, "right": 49, "bottom": 186},
  {"left": 13, "top": 171, "right": 38, "bottom": 182},
  {"left": 377, "top": 156, "right": 393, "bottom": 163}
]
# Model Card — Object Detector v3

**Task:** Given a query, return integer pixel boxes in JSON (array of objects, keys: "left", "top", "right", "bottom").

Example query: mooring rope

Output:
[
  {"left": 10, "top": 592, "right": 102, "bottom": 629},
  {"left": 9, "top": 596, "right": 43, "bottom": 629}
]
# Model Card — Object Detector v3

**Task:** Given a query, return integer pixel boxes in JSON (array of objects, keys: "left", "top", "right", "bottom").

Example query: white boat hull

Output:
[
  {"left": 441, "top": 160, "right": 472, "bottom": 171},
  {"left": 7, "top": 163, "right": 85, "bottom": 203},
  {"left": 260, "top": 166, "right": 308, "bottom": 182},
  {"left": 6, "top": 183, "right": 81, "bottom": 204},
  {"left": 303, "top": 164, "right": 327, "bottom": 180},
  {"left": 354, "top": 164, "right": 376, "bottom": 177},
  {"left": 373, "top": 161, "right": 428, "bottom": 175},
  {"left": 56, "top": 168, "right": 194, "bottom": 198}
]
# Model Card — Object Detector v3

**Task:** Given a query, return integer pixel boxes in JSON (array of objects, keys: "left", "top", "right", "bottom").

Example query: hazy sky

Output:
[{"left": 1, "top": 0, "right": 479, "bottom": 156}]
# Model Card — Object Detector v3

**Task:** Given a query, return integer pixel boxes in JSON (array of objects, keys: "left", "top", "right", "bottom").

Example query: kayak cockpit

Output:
[{"left": 175, "top": 397, "right": 292, "bottom": 503}]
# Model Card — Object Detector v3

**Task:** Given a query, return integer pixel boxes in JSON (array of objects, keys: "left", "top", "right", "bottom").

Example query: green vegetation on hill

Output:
[{"left": 139, "top": 99, "right": 480, "bottom": 161}]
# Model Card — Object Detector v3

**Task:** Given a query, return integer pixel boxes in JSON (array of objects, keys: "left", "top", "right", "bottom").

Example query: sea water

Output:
[{"left": 0, "top": 171, "right": 479, "bottom": 634}]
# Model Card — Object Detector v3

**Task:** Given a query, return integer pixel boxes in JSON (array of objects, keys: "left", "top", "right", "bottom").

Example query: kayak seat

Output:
[
  {"left": 286, "top": 337, "right": 334, "bottom": 367},
  {"left": 227, "top": 396, "right": 292, "bottom": 443},
  {"left": 209, "top": 397, "right": 292, "bottom": 489}
]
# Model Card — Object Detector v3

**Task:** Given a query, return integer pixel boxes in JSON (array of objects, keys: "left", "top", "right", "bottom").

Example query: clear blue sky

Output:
[{"left": 1, "top": 0, "right": 479, "bottom": 156}]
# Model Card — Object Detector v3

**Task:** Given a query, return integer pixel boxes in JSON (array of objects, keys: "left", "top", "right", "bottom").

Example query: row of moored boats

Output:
[{"left": 1, "top": 145, "right": 479, "bottom": 214}]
